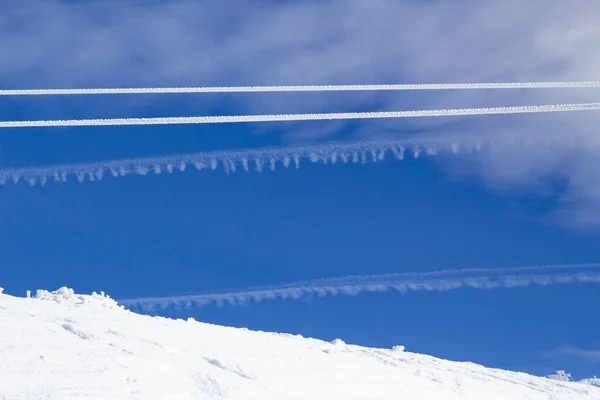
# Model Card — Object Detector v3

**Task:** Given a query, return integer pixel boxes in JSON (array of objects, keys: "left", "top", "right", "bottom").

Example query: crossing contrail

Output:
[
  {"left": 2, "top": 81, "right": 600, "bottom": 96},
  {"left": 119, "top": 263, "right": 600, "bottom": 310},
  {"left": 2, "top": 103, "right": 600, "bottom": 129},
  {"left": 0, "top": 133, "right": 572, "bottom": 187}
]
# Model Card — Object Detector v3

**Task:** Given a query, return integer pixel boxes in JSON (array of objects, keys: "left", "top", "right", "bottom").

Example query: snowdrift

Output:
[{"left": 0, "top": 287, "right": 598, "bottom": 400}]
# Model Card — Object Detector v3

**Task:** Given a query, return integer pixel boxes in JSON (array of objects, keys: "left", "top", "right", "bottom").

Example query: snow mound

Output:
[
  {"left": 33, "top": 286, "right": 123, "bottom": 309},
  {"left": 580, "top": 377, "right": 600, "bottom": 387},
  {"left": 1, "top": 288, "right": 599, "bottom": 400}
]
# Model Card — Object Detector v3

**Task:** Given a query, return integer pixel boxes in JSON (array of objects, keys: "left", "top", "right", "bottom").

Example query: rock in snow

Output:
[{"left": 0, "top": 288, "right": 598, "bottom": 400}]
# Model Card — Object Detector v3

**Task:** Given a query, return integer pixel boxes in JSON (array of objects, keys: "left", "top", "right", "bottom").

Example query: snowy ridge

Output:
[
  {"left": 1, "top": 288, "right": 599, "bottom": 399},
  {"left": 0, "top": 133, "right": 580, "bottom": 187},
  {"left": 33, "top": 287, "right": 122, "bottom": 310},
  {"left": 580, "top": 377, "right": 600, "bottom": 387},
  {"left": 2, "top": 81, "right": 600, "bottom": 96},
  {"left": 2, "top": 102, "right": 600, "bottom": 129}
]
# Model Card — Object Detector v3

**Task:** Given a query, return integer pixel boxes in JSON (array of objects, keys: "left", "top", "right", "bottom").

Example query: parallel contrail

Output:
[
  {"left": 2, "top": 81, "right": 600, "bottom": 96},
  {"left": 2, "top": 103, "right": 600, "bottom": 129},
  {"left": 119, "top": 263, "right": 600, "bottom": 310},
  {"left": 0, "top": 133, "right": 572, "bottom": 186}
]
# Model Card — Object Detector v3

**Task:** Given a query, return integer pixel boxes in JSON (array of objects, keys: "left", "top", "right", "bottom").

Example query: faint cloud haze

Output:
[
  {"left": 2, "top": 0, "right": 600, "bottom": 228},
  {"left": 550, "top": 346, "right": 600, "bottom": 364},
  {"left": 2, "top": 0, "right": 599, "bottom": 86}
]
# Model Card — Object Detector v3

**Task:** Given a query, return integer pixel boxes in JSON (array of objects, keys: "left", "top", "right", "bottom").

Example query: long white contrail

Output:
[
  {"left": 2, "top": 103, "right": 600, "bottom": 129},
  {"left": 119, "top": 263, "right": 600, "bottom": 310},
  {"left": 2, "top": 81, "right": 600, "bottom": 96},
  {"left": 0, "top": 133, "right": 572, "bottom": 187}
]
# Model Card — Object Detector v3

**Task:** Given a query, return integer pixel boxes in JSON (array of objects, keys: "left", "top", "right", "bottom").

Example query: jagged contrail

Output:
[
  {"left": 2, "top": 81, "right": 600, "bottom": 96},
  {"left": 119, "top": 263, "right": 600, "bottom": 310},
  {"left": 2, "top": 103, "right": 600, "bottom": 129},
  {"left": 0, "top": 133, "right": 574, "bottom": 187}
]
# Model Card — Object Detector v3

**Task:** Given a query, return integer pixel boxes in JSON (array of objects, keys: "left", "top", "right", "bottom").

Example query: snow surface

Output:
[
  {"left": 1, "top": 288, "right": 599, "bottom": 400},
  {"left": 580, "top": 377, "right": 600, "bottom": 387}
]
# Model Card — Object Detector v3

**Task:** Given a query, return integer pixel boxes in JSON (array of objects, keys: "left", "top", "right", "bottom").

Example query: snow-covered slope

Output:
[
  {"left": 580, "top": 377, "right": 600, "bottom": 387},
  {"left": 1, "top": 288, "right": 598, "bottom": 400}
]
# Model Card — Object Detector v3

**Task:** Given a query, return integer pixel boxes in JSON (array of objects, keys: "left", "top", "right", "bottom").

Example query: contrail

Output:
[
  {"left": 119, "top": 263, "right": 600, "bottom": 310},
  {"left": 2, "top": 103, "right": 600, "bottom": 129},
  {"left": 2, "top": 81, "right": 600, "bottom": 96},
  {"left": 0, "top": 133, "right": 572, "bottom": 187}
]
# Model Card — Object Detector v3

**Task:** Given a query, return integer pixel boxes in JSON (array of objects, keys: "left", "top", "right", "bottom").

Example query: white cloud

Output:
[
  {"left": 3, "top": 0, "right": 600, "bottom": 227},
  {"left": 3, "top": 1, "right": 598, "bottom": 91},
  {"left": 119, "top": 263, "right": 600, "bottom": 310},
  {"left": 551, "top": 346, "right": 600, "bottom": 364}
]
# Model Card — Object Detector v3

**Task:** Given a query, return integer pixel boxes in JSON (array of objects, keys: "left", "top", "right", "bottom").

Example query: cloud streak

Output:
[
  {"left": 119, "top": 263, "right": 600, "bottom": 310},
  {"left": 3, "top": 81, "right": 600, "bottom": 96},
  {"left": 0, "top": 133, "right": 578, "bottom": 187},
  {"left": 550, "top": 346, "right": 600, "bottom": 364},
  {"left": 3, "top": 103, "right": 600, "bottom": 129},
  {"left": 3, "top": 0, "right": 600, "bottom": 228}
]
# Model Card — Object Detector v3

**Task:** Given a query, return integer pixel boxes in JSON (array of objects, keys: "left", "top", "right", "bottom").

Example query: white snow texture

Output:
[{"left": 1, "top": 288, "right": 599, "bottom": 400}]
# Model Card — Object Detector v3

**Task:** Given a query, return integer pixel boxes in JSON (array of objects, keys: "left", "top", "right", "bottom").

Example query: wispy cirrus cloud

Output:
[
  {"left": 2, "top": 1, "right": 598, "bottom": 87},
  {"left": 119, "top": 263, "right": 600, "bottom": 310},
  {"left": 547, "top": 346, "right": 600, "bottom": 364},
  {"left": 3, "top": 0, "right": 600, "bottom": 228}
]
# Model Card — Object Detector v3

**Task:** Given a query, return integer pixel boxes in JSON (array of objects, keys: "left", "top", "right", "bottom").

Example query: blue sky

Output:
[{"left": 2, "top": 0, "right": 600, "bottom": 379}]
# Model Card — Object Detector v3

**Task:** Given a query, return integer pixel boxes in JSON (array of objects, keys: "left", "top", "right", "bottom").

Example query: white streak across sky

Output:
[
  {"left": 2, "top": 103, "right": 600, "bottom": 128},
  {"left": 0, "top": 133, "right": 576, "bottom": 187},
  {"left": 119, "top": 263, "right": 600, "bottom": 310},
  {"left": 2, "top": 81, "right": 600, "bottom": 96}
]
